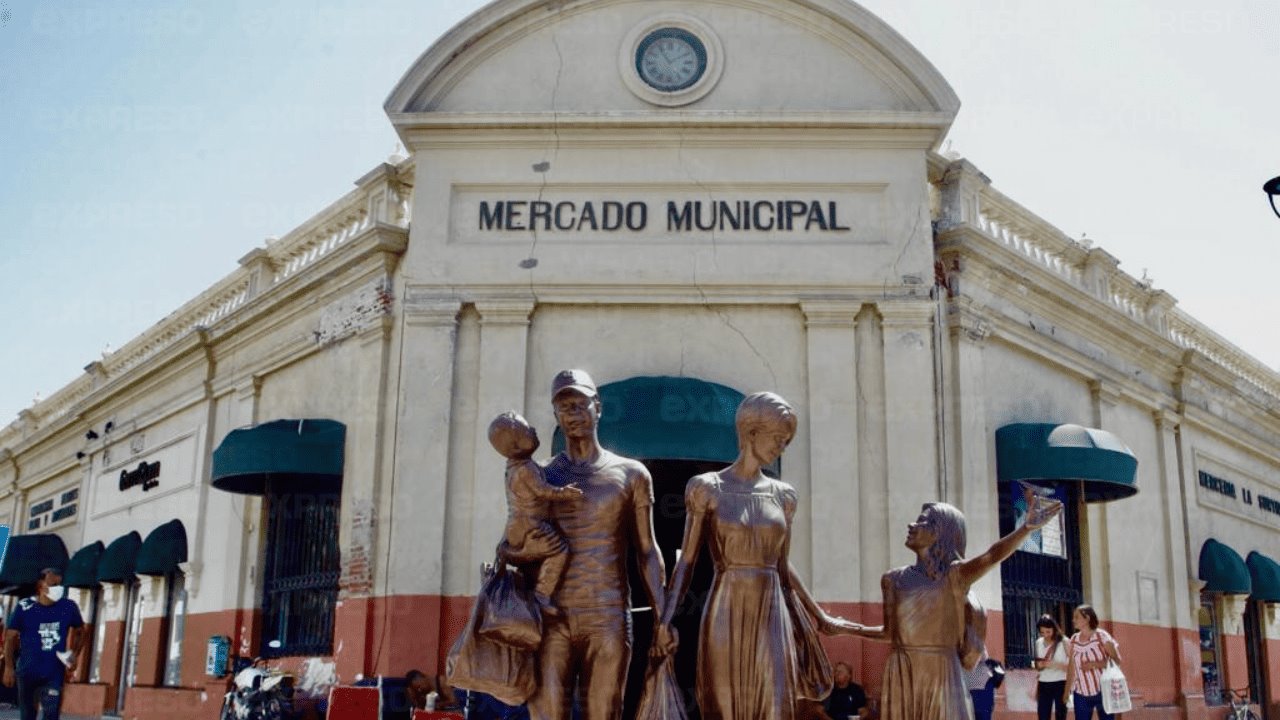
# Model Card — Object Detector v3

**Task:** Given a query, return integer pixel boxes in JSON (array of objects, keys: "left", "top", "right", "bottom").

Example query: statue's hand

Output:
[
  {"left": 651, "top": 623, "right": 679, "bottom": 658},
  {"left": 559, "top": 484, "right": 585, "bottom": 502},
  {"left": 822, "top": 616, "right": 865, "bottom": 636},
  {"left": 1023, "top": 493, "right": 1064, "bottom": 530}
]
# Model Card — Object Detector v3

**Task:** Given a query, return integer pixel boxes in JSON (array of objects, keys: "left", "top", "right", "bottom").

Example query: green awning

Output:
[
  {"left": 64, "top": 541, "right": 105, "bottom": 588},
  {"left": 0, "top": 534, "right": 69, "bottom": 596},
  {"left": 995, "top": 423, "right": 1139, "bottom": 502},
  {"left": 552, "top": 376, "right": 744, "bottom": 463},
  {"left": 212, "top": 419, "right": 346, "bottom": 495},
  {"left": 1199, "top": 539, "right": 1251, "bottom": 594},
  {"left": 97, "top": 531, "right": 142, "bottom": 584},
  {"left": 136, "top": 520, "right": 187, "bottom": 576},
  {"left": 1246, "top": 551, "right": 1280, "bottom": 602}
]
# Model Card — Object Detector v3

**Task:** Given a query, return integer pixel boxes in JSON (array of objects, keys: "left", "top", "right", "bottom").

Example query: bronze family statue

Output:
[{"left": 448, "top": 370, "right": 1063, "bottom": 720}]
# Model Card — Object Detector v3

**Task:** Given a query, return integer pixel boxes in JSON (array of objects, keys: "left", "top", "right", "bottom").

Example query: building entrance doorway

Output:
[
  {"left": 621, "top": 459, "right": 722, "bottom": 720},
  {"left": 1244, "top": 598, "right": 1267, "bottom": 709}
]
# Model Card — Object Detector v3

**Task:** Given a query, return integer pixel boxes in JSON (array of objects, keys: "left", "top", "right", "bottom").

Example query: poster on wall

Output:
[
  {"left": 1199, "top": 598, "right": 1222, "bottom": 706},
  {"left": 1013, "top": 483, "right": 1068, "bottom": 559}
]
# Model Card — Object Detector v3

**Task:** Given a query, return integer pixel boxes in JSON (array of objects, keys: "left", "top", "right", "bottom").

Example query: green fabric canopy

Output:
[
  {"left": 995, "top": 423, "right": 1139, "bottom": 502},
  {"left": 211, "top": 419, "right": 346, "bottom": 495},
  {"left": 64, "top": 541, "right": 104, "bottom": 588},
  {"left": 136, "top": 519, "right": 188, "bottom": 576},
  {"left": 97, "top": 531, "right": 142, "bottom": 584},
  {"left": 552, "top": 376, "right": 744, "bottom": 463},
  {"left": 1246, "top": 551, "right": 1280, "bottom": 602},
  {"left": 0, "top": 534, "right": 69, "bottom": 596},
  {"left": 1199, "top": 539, "right": 1251, "bottom": 594}
]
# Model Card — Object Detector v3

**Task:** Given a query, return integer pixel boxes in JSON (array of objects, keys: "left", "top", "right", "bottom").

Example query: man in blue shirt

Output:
[{"left": 3, "top": 568, "right": 84, "bottom": 720}]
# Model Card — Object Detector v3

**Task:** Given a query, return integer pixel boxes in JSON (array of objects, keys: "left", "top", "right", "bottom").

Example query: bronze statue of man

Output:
[{"left": 518, "top": 369, "right": 668, "bottom": 720}]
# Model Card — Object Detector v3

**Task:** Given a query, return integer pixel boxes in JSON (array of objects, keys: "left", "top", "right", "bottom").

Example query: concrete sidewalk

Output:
[{"left": 0, "top": 705, "right": 98, "bottom": 720}]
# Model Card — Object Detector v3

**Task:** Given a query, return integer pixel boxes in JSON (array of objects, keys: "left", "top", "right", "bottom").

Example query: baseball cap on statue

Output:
[{"left": 552, "top": 369, "right": 598, "bottom": 399}]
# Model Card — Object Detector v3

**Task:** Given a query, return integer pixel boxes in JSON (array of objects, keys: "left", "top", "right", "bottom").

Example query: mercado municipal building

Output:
[{"left": 1, "top": 1, "right": 1278, "bottom": 719}]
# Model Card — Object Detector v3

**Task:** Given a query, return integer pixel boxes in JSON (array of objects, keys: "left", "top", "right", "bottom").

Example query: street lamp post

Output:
[{"left": 1265, "top": 176, "right": 1280, "bottom": 219}]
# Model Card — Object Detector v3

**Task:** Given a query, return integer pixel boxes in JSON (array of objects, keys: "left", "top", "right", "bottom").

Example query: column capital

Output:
[
  {"left": 1153, "top": 406, "right": 1181, "bottom": 430},
  {"left": 475, "top": 298, "right": 536, "bottom": 327},
  {"left": 946, "top": 297, "right": 991, "bottom": 343},
  {"left": 877, "top": 300, "right": 935, "bottom": 329},
  {"left": 1090, "top": 379, "right": 1122, "bottom": 410},
  {"left": 404, "top": 291, "right": 462, "bottom": 328},
  {"left": 801, "top": 300, "right": 862, "bottom": 329}
]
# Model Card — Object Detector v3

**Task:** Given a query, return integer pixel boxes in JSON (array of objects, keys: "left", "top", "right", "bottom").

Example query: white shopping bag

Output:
[{"left": 1100, "top": 662, "right": 1133, "bottom": 714}]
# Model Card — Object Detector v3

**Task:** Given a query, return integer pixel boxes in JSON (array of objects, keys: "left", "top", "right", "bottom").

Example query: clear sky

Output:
[{"left": 1, "top": 0, "right": 1277, "bottom": 425}]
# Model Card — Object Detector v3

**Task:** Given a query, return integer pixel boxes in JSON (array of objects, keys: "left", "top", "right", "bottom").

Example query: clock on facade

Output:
[{"left": 635, "top": 28, "right": 708, "bottom": 93}]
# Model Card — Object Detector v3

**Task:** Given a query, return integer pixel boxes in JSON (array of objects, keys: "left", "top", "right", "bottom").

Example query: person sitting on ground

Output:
[
  {"left": 488, "top": 411, "right": 583, "bottom": 616},
  {"left": 405, "top": 669, "right": 432, "bottom": 711},
  {"left": 818, "top": 661, "right": 869, "bottom": 719}
]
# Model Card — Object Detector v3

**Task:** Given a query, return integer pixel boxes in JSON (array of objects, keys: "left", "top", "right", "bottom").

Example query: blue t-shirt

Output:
[{"left": 6, "top": 597, "right": 83, "bottom": 679}]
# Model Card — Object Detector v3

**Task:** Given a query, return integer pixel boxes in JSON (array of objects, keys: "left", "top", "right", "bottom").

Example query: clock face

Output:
[{"left": 635, "top": 28, "right": 707, "bottom": 93}]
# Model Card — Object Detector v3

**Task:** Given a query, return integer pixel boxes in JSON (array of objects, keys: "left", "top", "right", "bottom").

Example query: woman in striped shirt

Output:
[{"left": 1064, "top": 605, "right": 1122, "bottom": 719}]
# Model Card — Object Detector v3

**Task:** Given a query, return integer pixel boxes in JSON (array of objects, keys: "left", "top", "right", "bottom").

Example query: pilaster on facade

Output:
[
  {"left": 800, "top": 301, "right": 861, "bottom": 600},
  {"left": 877, "top": 298, "right": 943, "bottom": 502},
  {"left": 943, "top": 295, "right": 991, "bottom": 535},
  {"left": 390, "top": 295, "right": 463, "bottom": 602},
  {"left": 469, "top": 299, "right": 535, "bottom": 588}
]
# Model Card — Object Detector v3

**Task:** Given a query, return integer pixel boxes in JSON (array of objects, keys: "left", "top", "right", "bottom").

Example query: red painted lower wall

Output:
[{"left": 50, "top": 594, "right": 1277, "bottom": 720}]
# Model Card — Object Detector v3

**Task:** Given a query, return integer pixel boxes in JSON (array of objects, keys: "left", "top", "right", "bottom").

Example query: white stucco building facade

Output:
[{"left": 1, "top": 2, "right": 1277, "bottom": 719}]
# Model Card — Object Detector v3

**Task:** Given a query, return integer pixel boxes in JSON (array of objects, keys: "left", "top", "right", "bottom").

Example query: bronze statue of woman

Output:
[
  {"left": 654, "top": 392, "right": 850, "bottom": 720},
  {"left": 837, "top": 491, "right": 1062, "bottom": 720}
]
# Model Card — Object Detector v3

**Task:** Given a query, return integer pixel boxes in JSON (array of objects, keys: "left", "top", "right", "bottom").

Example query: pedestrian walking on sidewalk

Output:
[
  {"left": 1064, "top": 605, "right": 1122, "bottom": 720},
  {"left": 3, "top": 568, "right": 85, "bottom": 720}
]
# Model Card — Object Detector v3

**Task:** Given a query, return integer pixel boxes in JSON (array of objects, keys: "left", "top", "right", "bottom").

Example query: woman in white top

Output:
[{"left": 1033, "top": 614, "right": 1069, "bottom": 720}]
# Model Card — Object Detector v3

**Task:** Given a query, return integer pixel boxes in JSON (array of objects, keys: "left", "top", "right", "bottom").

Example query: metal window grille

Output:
[
  {"left": 998, "top": 481, "right": 1083, "bottom": 668},
  {"left": 261, "top": 490, "right": 341, "bottom": 657}
]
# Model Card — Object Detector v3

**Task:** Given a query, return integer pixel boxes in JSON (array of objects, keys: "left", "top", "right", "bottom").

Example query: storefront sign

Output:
[
  {"left": 119, "top": 460, "right": 161, "bottom": 492},
  {"left": 1197, "top": 466, "right": 1280, "bottom": 525},
  {"left": 1198, "top": 470, "right": 1235, "bottom": 499},
  {"left": 478, "top": 199, "right": 851, "bottom": 233}
]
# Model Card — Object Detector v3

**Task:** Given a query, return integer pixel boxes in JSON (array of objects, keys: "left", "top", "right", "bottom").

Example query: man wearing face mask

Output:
[{"left": 3, "top": 568, "right": 84, "bottom": 720}]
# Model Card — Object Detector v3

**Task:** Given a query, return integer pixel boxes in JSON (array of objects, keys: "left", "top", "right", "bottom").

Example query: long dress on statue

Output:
[
  {"left": 878, "top": 564, "right": 973, "bottom": 720},
  {"left": 686, "top": 472, "right": 803, "bottom": 720}
]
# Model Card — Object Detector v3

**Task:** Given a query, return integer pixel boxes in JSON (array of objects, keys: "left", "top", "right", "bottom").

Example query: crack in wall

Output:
[
  {"left": 674, "top": 125, "right": 778, "bottom": 387},
  {"left": 884, "top": 209, "right": 926, "bottom": 297},
  {"left": 525, "top": 13, "right": 567, "bottom": 301}
]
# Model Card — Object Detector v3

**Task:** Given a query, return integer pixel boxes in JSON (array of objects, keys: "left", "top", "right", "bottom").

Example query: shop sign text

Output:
[
  {"left": 119, "top": 461, "right": 161, "bottom": 492},
  {"left": 479, "top": 199, "right": 851, "bottom": 233}
]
